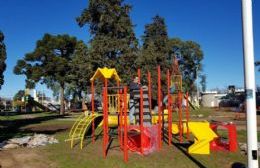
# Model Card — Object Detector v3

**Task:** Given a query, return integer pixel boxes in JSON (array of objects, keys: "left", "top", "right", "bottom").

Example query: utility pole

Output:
[{"left": 241, "top": 0, "right": 259, "bottom": 167}]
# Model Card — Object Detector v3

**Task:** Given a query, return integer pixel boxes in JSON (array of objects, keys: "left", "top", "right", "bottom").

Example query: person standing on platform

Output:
[{"left": 129, "top": 77, "right": 141, "bottom": 125}]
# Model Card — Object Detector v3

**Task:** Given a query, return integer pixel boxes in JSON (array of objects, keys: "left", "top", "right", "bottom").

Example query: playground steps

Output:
[
  {"left": 133, "top": 89, "right": 151, "bottom": 125},
  {"left": 68, "top": 113, "right": 103, "bottom": 149}
]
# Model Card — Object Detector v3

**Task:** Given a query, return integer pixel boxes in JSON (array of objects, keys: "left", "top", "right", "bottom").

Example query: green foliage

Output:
[
  {"left": 255, "top": 61, "right": 260, "bottom": 71},
  {"left": 13, "top": 90, "right": 25, "bottom": 101},
  {"left": 14, "top": 34, "right": 77, "bottom": 85},
  {"left": 137, "top": 15, "right": 204, "bottom": 96},
  {"left": 142, "top": 15, "right": 169, "bottom": 52},
  {"left": 44, "top": 77, "right": 61, "bottom": 98},
  {"left": 12, "top": 1, "right": 205, "bottom": 111},
  {"left": 13, "top": 59, "right": 36, "bottom": 89},
  {"left": 77, "top": 0, "right": 138, "bottom": 83},
  {"left": 69, "top": 41, "right": 91, "bottom": 94},
  {"left": 181, "top": 41, "right": 203, "bottom": 92},
  {"left": 137, "top": 16, "right": 203, "bottom": 95},
  {"left": 140, "top": 15, "right": 170, "bottom": 68},
  {"left": 200, "top": 74, "right": 207, "bottom": 92},
  {"left": 0, "top": 31, "right": 7, "bottom": 89},
  {"left": 14, "top": 34, "right": 78, "bottom": 114},
  {"left": 169, "top": 38, "right": 204, "bottom": 93},
  {"left": 137, "top": 15, "right": 170, "bottom": 97}
]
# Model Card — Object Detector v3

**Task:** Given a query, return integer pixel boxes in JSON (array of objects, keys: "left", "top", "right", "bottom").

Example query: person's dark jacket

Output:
[{"left": 129, "top": 82, "right": 140, "bottom": 99}]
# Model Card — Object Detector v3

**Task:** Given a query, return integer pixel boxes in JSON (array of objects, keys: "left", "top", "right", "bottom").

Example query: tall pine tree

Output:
[
  {"left": 76, "top": 0, "right": 138, "bottom": 83},
  {"left": 138, "top": 15, "right": 170, "bottom": 97}
]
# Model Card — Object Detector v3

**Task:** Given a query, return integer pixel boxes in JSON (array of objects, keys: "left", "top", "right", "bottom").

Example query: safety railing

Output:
[{"left": 107, "top": 94, "right": 129, "bottom": 114}]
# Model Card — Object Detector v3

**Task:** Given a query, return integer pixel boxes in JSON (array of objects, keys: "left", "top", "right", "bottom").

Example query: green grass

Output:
[
  {"left": 170, "top": 107, "right": 213, "bottom": 121},
  {"left": 0, "top": 109, "right": 254, "bottom": 167},
  {"left": 190, "top": 107, "right": 213, "bottom": 117},
  {"left": 41, "top": 131, "right": 247, "bottom": 168},
  {"left": 0, "top": 111, "right": 58, "bottom": 120},
  {"left": 0, "top": 114, "right": 23, "bottom": 120},
  {"left": 42, "top": 108, "right": 248, "bottom": 168},
  {"left": 233, "top": 130, "right": 260, "bottom": 143}
]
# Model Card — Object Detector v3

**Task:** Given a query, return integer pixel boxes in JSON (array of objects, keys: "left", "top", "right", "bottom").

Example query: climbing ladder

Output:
[
  {"left": 68, "top": 113, "right": 103, "bottom": 149},
  {"left": 133, "top": 89, "right": 151, "bottom": 125}
]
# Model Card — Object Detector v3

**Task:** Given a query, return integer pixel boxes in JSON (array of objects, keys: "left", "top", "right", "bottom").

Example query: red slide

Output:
[{"left": 127, "top": 125, "right": 158, "bottom": 155}]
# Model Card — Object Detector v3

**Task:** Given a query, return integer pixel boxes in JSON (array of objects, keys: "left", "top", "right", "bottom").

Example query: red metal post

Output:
[
  {"left": 91, "top": 81, "right": 95, "bottom": 143},
  {"left": 118, "top": 89, "right": 123, "bottom": 149},
  {"left": 148, "top": 71, "right": 152, "bottom": 112},
  {"left": 102, "top": 89, "right": 106, "bottom": 158},
  {"left": 117, "top": 81, "right": 121, "bottom": 145},
  {"left": 228, "top": 124, "right": 238, "bottom": 152},
  {"left": 138, "top": 69, "right": 141, "bottom": 84},
  {"left": 178, "top": 92, "right": 183, "bottom": 143},
  {"left": 185, "top": 92, "right": 190, "bottom": 141},
  {"left": 140, "top": 88, "right": 144, "bottom": 154},
  {"left": 123, "top": 86, "right": 128, "bottom": 162},
  {"left": 157, "top": 66, "right": 162, "bottom": 149},
  {"left": 103, "top": 79, "right": 109, "bottom": 158},
  {"left": 167, "top": 70, "right": 172, "bottom": 146}
]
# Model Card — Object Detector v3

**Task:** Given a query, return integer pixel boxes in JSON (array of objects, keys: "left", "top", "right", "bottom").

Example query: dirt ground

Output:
[
  {"left": 0, "top": 122, "right": 70, "bottom": 168},
  {"left": 0, "top": 114, "right": 72, "bottom": 168},
  {"left": 0, "top": 148, "right": 56, "bottom": 168},
  {"left": 204, "top": 110, "right": 260, "bottom": 130},
  {"left": 21, "top": 124, "right": 71, "bottom": 134}
]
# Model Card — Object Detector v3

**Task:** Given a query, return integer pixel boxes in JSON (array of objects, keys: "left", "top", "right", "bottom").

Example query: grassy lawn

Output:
[
  {"left": 0, "top": 111, "right": 58, "bottom": 120},
  {"left": 41, "top": 131, "right": 247, "bottom": 168},
  {"left": 0, "top": 108, "right": 257, "bottom": 167}
]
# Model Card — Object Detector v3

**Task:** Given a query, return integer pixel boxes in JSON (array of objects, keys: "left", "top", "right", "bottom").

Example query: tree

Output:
[
  {"left": 255, "top": 61, "right": 260, "bottom": 71},
  {"left": 169, "top": 38, "right": 204, "bottom": 94},
  {"left": 0, "top": 31, "right": 7, "bottom": 89},
  {"left": 139, "top": 15, "right": 170, "bottom": 68},
  {"left": 13, "top": 90, "right": 25, "bottom": 101},
  {"left": 138, "top": 15, "right": 170, "bottom": 97},
  {"left": 182, "top": 41, "right": 203, "bottom": 92},
  {"left": 76, "top": 0, "right": 138, "bottom": 83},
  {"left": 13, "top": 59, "right": 36, "bottom": 89},
  {"left": 199, "top": 74, "right": 207, "bottom": 92},
  {"left": 14, "top": 34, "right": 77, "bottom": 115},
  {"left": 67, "top": 40, "right": 93, "bottom": 109}
]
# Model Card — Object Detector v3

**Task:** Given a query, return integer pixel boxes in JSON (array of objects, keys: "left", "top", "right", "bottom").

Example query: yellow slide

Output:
[
  {"left": 172, "top": 121, "right": 217, "bottom": 154},
  {"left": 68, "top": 113, "right": 103, "bottom": 149}
]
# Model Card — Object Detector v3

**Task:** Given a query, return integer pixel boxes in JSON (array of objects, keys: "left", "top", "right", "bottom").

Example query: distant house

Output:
[
  {"left": 201, "top": 91, "right": 227, "bottom": 107},
  {"left": 201, "top": 88, "right": 260, "bottom": 108}
]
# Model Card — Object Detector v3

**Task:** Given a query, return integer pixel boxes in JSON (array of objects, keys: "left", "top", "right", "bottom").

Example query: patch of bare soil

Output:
[
  {"left": 0, "top": 148, "right": 56, "bottom": 168},
  {"left": 21, "top": 123, "right": 71, "bottom": 135}
]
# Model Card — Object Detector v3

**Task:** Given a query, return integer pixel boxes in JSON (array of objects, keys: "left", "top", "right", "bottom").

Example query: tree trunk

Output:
[
  {"left": 60, "top": 84, "right": 65, "bottom": 115},
  {"left": 81, "top": 92, "right": 87, "bottom": 111}
]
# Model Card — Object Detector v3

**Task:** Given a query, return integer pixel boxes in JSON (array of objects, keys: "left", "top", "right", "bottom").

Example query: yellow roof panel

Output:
[{"left": 90, "top": 67, "right": 121, "bottom": 82}]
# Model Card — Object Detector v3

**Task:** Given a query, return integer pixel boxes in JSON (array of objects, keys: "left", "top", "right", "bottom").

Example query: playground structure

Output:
[
  {"left": 13, "top": 89, "right": 59, "bottom": 113},
  {"left": 68, "top": 62, "right": 238, "bottom": 162}
]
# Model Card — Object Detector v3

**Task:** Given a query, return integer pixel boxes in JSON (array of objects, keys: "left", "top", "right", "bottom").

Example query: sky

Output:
[{"left": 0, "top": 0, "right": 259, "bottom": 98}]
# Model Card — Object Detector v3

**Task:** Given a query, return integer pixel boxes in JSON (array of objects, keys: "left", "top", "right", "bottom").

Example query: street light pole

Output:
[{"left": 241, "top": 0, "right": 259, "bottom": 167}]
